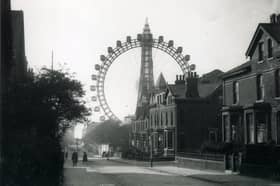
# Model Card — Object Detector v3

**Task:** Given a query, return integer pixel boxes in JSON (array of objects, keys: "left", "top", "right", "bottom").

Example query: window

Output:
[
  {"left": 170, "top": 112, "right": 173, "bottom": 126},
  {"left": 275, "top": 69, "right": 280, "bottom": 97},
  {"left": 257, "top": 74, "right": 264, "bottom": 100},
  {"left": 258, "top": 42, "right": 264, "bottom": 61},
  {"left": 168, "top": 131, "right": 173, "bottom": 149},
  {"left": 256, "top": 112, "right": 267, "bottom": 143},
  {"left": 246, "top": 113, "right": 254, "bottom": 144},
  {"left": 167, "top": 96, "right": 172, "bottom": 104},
  {"left": 164, "top": 132, "right": 167, "bottom": 148},
  {"left": 223, "top": 115, "right": 230, "bottom": 142},
  {"left": 233, "top": 81, "right": 239, "bottom": 104},
  {"left": 161, "top": 112, "right": 163, "bottom": 126},
  {"left": 166, "top": 112, "right": 168, "bottom": 126},
  {"left": 268, "top": 39, "right": 273, "bottom": 58}
]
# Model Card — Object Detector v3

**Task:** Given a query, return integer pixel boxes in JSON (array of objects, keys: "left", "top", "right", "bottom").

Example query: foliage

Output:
[
  {"left": 3, "top": 68, "right": 90, "bottom": 185},
  {"left": 83, "top": 120, "right": 131, "bottom": 151}
]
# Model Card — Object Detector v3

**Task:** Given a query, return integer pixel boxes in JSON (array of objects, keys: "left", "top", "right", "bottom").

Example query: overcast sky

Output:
[{"left": 12, "top": 0, "right": 280, "bottom": 121}]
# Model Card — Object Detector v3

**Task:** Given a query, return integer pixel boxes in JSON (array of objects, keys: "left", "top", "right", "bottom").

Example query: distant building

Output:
[
  {"left": 222, "top": 14, "right": 280, "bottom": 174},
  {"left": 123, "top": 115, "right": 136, "bottom": 125}
]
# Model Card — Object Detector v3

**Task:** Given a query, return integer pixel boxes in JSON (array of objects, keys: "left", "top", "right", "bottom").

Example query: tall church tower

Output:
[{"left": 136, "top": 19, "right": 155, "bottom": 118}]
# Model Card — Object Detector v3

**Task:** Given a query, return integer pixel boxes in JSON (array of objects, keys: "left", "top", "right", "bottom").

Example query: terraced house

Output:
[
  {"left": 131, "top": 70, "right": 223, "bottom": 161},
  {"left": 222, "top": 14, "right": 280, "bottom": 175}
]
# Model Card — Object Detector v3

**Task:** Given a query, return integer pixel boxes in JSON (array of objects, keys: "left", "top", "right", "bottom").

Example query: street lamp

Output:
[{"left": 149, "top": 131, "right": 153, "bottom": 167}]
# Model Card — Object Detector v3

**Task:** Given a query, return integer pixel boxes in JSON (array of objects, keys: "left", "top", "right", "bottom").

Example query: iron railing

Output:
[{"left": 177, "top": 152, "right": 224, "bottom": 161}]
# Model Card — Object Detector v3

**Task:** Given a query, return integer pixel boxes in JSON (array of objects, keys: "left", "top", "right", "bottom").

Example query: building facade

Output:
[
  {"left": 131, "top": 70, "right": 223, "bottom": 159},
  {"left": 222, "top": 14, "right": 280, "bottom": 145},
  {"left": 222, "top": 14, "right": 280, "bottom": 174}
]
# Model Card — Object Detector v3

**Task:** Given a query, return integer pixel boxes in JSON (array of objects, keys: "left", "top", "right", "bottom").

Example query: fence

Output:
[{"left": 177, "top": 152, "right": 224, "bottom": 161}]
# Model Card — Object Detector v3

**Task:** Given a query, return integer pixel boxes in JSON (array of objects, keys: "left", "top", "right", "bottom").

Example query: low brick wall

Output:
[{"left": 175, "top": 156, "right": 225, "bottom": 172}]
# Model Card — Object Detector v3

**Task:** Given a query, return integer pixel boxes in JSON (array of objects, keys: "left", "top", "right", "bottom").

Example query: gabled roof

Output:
[
  {"left": 246, "top": 23, "right": 280, "bottom": 57},
  {"left": 167, "top": 84, "right": 185, "bottom": 99}
]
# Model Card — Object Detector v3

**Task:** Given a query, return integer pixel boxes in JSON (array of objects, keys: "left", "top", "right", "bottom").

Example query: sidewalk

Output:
[{"left": 111, "top": 158, "right": 279, "bottom": 185}]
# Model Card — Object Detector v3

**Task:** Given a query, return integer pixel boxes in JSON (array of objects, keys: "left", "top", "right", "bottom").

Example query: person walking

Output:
[
  {"left": 72, "top": 151, "right": 78, "bottom": 166},
  {"left": 82, "top": 152, "right": 88, "bottom": 163},
  {"left": 65, "top": 151, "right": 68, "bottom": 160}
]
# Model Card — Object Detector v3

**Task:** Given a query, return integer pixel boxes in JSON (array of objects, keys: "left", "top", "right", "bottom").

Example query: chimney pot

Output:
[
  {"left": 271, "top": 14, "right": 277, "bottom": 24},
  {"left": 194, "top": 72, "right": 197, "bottom": 77},
  {"left": 176, "top": 75, "right": 178, "bottom": 80},
  {"left": 277, "top": 14, "right": 280, "bottom": 24}
]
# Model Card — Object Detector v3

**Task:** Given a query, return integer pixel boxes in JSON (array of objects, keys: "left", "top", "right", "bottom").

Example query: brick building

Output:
[
  {"left": 222, "top": 14, "right": 280, "bottom": 174},
  {"left": 222, "top": 14, "right": 280, "bottom": 145},
  {"left": 131, "top": 70, "right": 223, "bottom": 159}
]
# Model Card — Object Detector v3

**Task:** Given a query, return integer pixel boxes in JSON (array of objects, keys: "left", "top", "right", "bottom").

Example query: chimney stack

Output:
[
  {"left": 185, "top": 71, "right": 199, "bottom": 98},
  {"left": 277, "top": 14, "right": 280, "bottom": 24},
  {"left": 175, "top": 74, "right": 185, "bottom": 85},
  {"left": 270, "top": 14, "right": 277, "bottom": 24}
]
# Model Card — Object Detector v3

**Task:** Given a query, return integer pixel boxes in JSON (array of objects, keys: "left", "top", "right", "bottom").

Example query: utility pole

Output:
[{"left": 51, "top": 50, "right": 54, "bottom": 71}]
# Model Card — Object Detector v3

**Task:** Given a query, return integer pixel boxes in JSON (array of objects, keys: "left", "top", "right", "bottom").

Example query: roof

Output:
[
  {"left": 167, "top": 81, "right": 220, "bottom": 98},
  {"left": 246, "top": 23, "right": 280, "bottom": 57},
  {"left": 155, "top": 72, "right": 167, "bottom": 89},
  {"left": 198, "top": 83, "right": 220, "bottom": 98},
  {"left": 167, "top": 84, "right": 185, "bottom": 99},
  {"left": 222, "top": 61, "right": 251, "bottom": 79}
]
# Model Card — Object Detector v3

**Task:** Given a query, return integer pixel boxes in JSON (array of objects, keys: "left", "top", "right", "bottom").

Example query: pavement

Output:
[
  {"left": 63, "top": 157, "right": 280, "bottom": 186},
  {"left": 110, "top": 158, "right": 280, "bottom": 185}
]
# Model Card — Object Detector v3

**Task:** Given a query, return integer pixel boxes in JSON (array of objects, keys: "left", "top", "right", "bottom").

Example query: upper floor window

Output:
[
  {"left": 275, "top": 69, "right": 280, "bottom": 97},
  {"left": 268, "top": 39, "right": 273, "bottom": 58},
  {"left": 170, "top": 112, "right": 173, "bottom": 126},
  {"left": 233, "top": 81, "right": 239, "bottom": 104},
  {"left": 257, "top": 74, "right": 264, "bottom": 100},
  {"left": 165, "top": 112, "right": 168, "bottom": 125},
  {"left": 258, "top": 42, "right": 264, "bottom": 61}
]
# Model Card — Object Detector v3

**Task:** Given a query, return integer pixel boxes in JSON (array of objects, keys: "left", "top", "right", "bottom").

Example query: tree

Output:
[
  {"left": 3, "top": 68, "right": 90, "bottom": 186},
  {"left": 83, "top": 120, "right": 131, "bottom": 151}
]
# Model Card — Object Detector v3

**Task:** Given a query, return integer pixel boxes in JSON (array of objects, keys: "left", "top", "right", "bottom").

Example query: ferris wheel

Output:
[{"left": 91, "top": 34, "right": 195, "bottom": 122}]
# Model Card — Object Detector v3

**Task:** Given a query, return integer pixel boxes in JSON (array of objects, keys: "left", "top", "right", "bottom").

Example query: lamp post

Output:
[{"left": 149, "top": 131, "right": 153, "bottom": 167}]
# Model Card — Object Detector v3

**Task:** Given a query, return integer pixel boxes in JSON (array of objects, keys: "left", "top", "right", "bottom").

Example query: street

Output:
[
  {"left": 64, "top": 158, "right": 218, "bottom": 186},
  {"left": 63, "top": 158, "right": 278, "bottom": 186}
]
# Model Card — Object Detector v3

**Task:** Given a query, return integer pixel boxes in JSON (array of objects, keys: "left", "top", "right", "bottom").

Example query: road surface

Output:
[{"left": 63, "top": 158, "right": 219, "bottom": 186}]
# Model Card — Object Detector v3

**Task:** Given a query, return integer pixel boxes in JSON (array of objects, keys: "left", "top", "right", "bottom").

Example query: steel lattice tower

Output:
[{"left": 136, "top": 19, "right": 155, "bottom": 118}]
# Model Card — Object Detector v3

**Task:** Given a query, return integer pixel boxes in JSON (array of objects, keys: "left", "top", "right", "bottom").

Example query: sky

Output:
[{"left": 12, "top": 0, "right": 280, "bottom": 122}]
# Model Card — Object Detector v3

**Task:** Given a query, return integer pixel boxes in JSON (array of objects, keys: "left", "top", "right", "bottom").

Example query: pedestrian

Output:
[
  {"left": 106, "top": 152, "right": 109, "bottom": 160},
  {"left": 72, "top": 151, "right": 78, "bottom": 166},
  {"left": 82, "top": 152, "right": 88, "bottom": 163},
  {"left": 65, "top": 151, "right": 68, "bottom": 160},
  {"left": 150, "top": 157, "right": 153, "bottom": 168}
]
